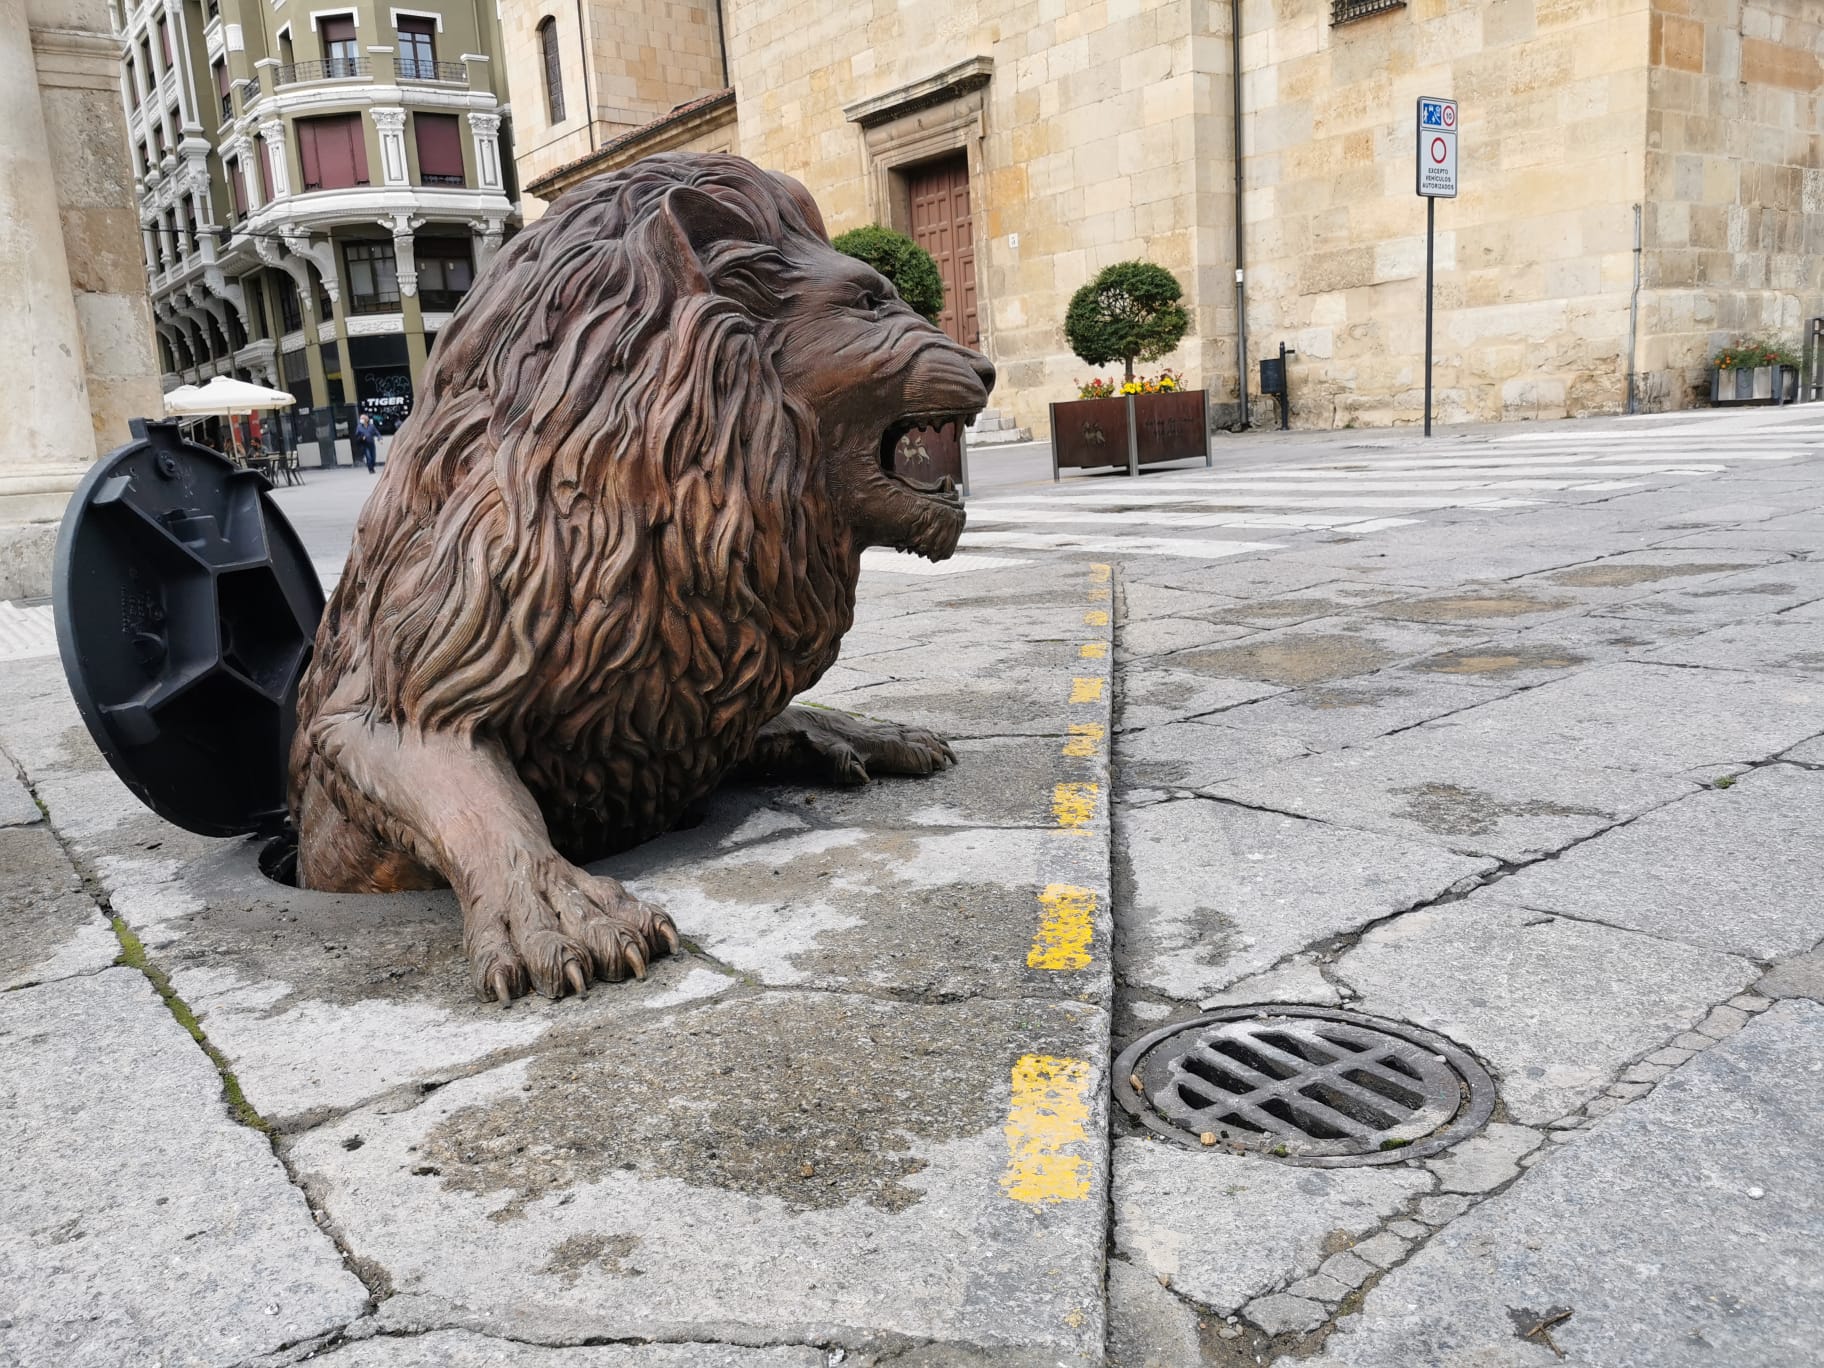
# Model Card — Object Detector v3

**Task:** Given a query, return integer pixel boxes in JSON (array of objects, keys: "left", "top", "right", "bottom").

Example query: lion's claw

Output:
[{"left": 463, "top": 859, "right": 675, "bottom": 1003}]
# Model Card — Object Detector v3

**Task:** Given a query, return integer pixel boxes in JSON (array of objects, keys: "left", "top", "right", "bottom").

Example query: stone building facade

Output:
[
  {"left": 504, "top": 0, "right": 1822, "bottom": 436},
  {"left": 117, "top": 0, "right": 517, "bottom": 439},
  {"left": 1, "top": 0, "right": 162, "bottom": 597}
]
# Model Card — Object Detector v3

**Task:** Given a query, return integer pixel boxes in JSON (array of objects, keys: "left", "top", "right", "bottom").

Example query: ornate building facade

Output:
[
  {"left": 118, "top": 0, "right": 518, "bottom": 433},
  {"left": 499, "top": 0, "right": 1824, "bottom": 436}
]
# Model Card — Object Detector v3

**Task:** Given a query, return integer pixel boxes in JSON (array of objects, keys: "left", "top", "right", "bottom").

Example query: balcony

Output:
[
  {"left": 275, "top": 57, "right": 369, "bottom": 86},
  {"left": 396, "top": 58, "right": 467, "bottom": 85},
  {"left": 420, "top": 172, "right": 465, "bottom": 187}
]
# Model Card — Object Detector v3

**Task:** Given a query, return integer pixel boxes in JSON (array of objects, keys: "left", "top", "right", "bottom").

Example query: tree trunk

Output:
[{"left": 1124, "top": 355, "right": 1135, "bottom": 382}]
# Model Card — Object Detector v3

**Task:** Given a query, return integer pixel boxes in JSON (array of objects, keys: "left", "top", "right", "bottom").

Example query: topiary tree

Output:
[
  {"left": 832, "top": 225, "right": 945, "bottom": 324},
  {"left": 1064, "top": 261, "right": 1190, "bottom": 382}
]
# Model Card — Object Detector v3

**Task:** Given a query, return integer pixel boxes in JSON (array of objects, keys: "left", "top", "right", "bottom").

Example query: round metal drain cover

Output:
[{"left": 1114, "top": 1006, "right": 1495, "bottom": 1167}]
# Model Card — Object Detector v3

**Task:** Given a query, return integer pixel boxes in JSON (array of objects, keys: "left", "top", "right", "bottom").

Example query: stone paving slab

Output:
[
  {"left": 1306, "top": 1003, "right": 1824, "bottom": 1368},
  {"left": 1113, "top": 719, "right": 1309, "bottom": 790},
  {"left": 617, "top": 820, "right": 1110, "bottom": 1004},
  {"left": 0, "top": 823, "right": 119, "bottom": 991},
  {"left": 287, "top": 990, "right": 1109, "bottom": 1360},
  {"left": 1508, "top": 552, "right": 1773, "bottom": 605},
  {"left": 1490, "top": 764, "right": 1824, "bottom": 961},
  {"left": 1174, "top": 674, "right": 1508, "bottom": 759},
  {"left": 1413, "top": 661, "right": 1824, "bottom": 775},
  {"left": 294, "top": 1333, "right": 825, "bottom": 1367},
  {"left": 1153, "top": 615, "right": 1488, "bottom": 690},
  {"left": 1589, "top": 559, "right": 1824, "bottom": 625},
  {"left": 1208, "top": 727, "right": 1696, "bottom": 861},
  {"left": 1113, "top": 667, "right": 1283, "bottom": 732},
  {"left": 0, "top": 559, "right": 1119, "bottom": 1366},
  {"left": 1638, "top": 609, "right": 1824, "bottom": 677},
  {"left": 0, "top": 968, "right": 368, "bottom": 1368},
  {"left": 0, "top": 766, "right": 39, "bottom": 826},
  {"left": 1117, "top": 797, "right": 1492, "bottom": 1002},
  {"left": 1333, "top": 896, "right": 1760, "bottom": 1122},
  {"left": 1111, "top": 1136, "right": 1431, "bottom": 1315}
]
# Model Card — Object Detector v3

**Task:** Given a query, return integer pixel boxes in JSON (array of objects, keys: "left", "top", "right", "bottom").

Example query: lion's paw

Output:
[
  {"left": 463, "top": 860, "right": 678, "bottom": 1003},
  {"left": 802, "top": 717, "right": 955, "bottom": 785},
  {"left": 852, "top": 720, "right": 956, "bottom": 778}
]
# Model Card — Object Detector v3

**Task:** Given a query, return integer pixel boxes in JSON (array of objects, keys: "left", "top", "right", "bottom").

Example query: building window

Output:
[
  {"left": 213, "top": 59, "right": 231, "bottom": 122},
  {"left": 124, "top": 54, "right": 137, "bottom": 99},
  {"left": 140, "top": 37, "right": 154, "bottom": 81},
  {"left": 413, "top": 113, "right": 464, "bottom": 186},
  {"left": 245, "top": 277, "right": 267, "bottom": 340},
  {"left": 538, "top": 18, "right": 565, "bottom": 124},
  {"left": 229, "top": 158, "right": 248, "bottom": 219},
  {"left": 279, "top": 28, "right": 294, "bottom": 66},
  {"left": 397, "top": 16, "right": 436, "bottom": 79},
  {"left": 296, "top": 113, "right": 369, "bottom": 190},
  {"left": 320, "top": 14, "right": 359, "bottom": 77},
  {"left": 156, "top": 15, "right": 172, "bottom": 66},
  {"left": 416, "top": 237, "right": 474, "bottom": 311},
  {"left": 277, "top": 274, "right": 303, "bottom": 333},
  {"left": 1331, "top": 0, "right": 1405, "bottom": 23},
  {"left": 344, "top": 239, "right": 401, "bottom": 315}
]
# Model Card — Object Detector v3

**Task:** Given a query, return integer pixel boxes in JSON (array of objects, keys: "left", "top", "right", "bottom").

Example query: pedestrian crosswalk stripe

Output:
[{"left": 961, "top": 531, "right": 1283, "bottom": 559}]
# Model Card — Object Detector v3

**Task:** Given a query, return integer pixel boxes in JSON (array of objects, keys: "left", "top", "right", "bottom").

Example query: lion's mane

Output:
[{"left": 293, "top": 154, "right": 858, "bottom": 857}]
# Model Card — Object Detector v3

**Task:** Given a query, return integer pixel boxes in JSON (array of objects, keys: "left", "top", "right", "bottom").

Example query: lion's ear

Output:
[{"left": 655, "top": 186, "right": 758, "bottom": 290}]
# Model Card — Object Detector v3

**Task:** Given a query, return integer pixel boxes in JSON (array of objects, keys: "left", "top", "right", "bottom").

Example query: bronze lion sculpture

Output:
[{"left": 289, "top": 153, "right": 994, "bottom": 1002}]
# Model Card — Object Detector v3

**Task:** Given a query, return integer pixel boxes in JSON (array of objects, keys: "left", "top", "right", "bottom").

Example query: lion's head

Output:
[
  {"left": 425, "top": 151, "right": 989, "bottom": 560},
  {"left": 301, "top": 153, "right": 992, "bottom": 814}
]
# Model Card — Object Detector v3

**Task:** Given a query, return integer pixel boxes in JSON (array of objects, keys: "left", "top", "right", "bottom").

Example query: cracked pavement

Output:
[{"left": 4, "top": 407, "right": 1824, "bottom": 1366}]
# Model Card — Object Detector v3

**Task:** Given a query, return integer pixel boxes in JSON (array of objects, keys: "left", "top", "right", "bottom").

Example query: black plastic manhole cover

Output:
[{"left": 1114, "top": 1006, "right": 1496, "bottom": 1167}]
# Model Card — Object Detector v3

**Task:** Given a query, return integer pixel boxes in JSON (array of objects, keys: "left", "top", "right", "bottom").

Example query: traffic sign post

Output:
[{"left": 1416, "top": 97, "right": 1457, "bottom": 437}]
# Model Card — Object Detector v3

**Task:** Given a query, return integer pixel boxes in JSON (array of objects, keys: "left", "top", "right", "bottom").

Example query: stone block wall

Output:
[
  {"left": 1639, "top": 0, "right": 1824, "bottom": 409},
  {"left": 504, "top": 0, "right": 725, "bottom": 220},
  {"left": 1240, "top": 0, "right": 1653, "bottom": 429},
  {"left": 723, "top": 0, "right": 1237, "bottom": 438}
]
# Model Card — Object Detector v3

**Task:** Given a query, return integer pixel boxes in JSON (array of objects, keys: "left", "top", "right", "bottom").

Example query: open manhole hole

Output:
[{"left": 1114, "top": 1006, "right": 1496, "bottom": 1167}]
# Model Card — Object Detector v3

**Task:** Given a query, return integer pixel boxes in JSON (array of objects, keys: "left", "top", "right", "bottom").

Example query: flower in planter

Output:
[
  {"left": 1077, "top": 377, "right": 1118, "bottom": 399},
  {"left": 1712, "top": 335, "right": 1799, "bottom": 370}
]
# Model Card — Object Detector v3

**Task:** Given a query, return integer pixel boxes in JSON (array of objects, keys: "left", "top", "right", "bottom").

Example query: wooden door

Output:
[{"left": 906, "top": 154, "right": 978, "bottom": 348}]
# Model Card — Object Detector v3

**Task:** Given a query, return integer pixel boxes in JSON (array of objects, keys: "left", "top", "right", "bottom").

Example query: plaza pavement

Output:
[{"left": 2, "top": 406, "right": 1822, "bottom": 1366}]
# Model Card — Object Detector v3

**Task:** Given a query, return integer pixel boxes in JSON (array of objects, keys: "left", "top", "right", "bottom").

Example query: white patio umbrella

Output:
[
  {"left": 163, "top": 375, "right": 296, "bottom": 415},
  {"left": 160, "top": 384, "right": 204, "bottom": 415}
]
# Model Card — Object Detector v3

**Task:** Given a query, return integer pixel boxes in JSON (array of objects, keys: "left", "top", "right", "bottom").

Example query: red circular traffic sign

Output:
[
  {"left": 1430, "top": 136, "right": 1448, "bottom": 164},
  {"left": 1441, "top": 105, "right": 1455, "bottom": 128}
]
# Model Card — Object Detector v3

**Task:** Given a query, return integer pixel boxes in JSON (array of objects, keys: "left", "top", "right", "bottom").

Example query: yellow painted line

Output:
[
  {"left": 1088, "top": 587, "right": 1111, "bottom": 602},
  {"left": 1089, "top": 562, "right": 1111, "bottom": 584},
  {"left": 1079, "top": 641, "right": 1108, "bottom": 659},
  {"left": 1062, "top": 723, "right": 1105, "bottom": 758},
  {"left": 1051, "top": 782, "right": 1098, "bottom": 831},
  {"left": 1029, "top": 883, "right": 1096, "bottom": 969},
  {"left": 1001, "top": 1053, "right": 1093, "bottom": 1204},
  {"left": 1084, "top": 609, "right": 1109, "bottom": 627},
  {"left": 1069, "top": 677, "right": 1104, "bottom": 703}
]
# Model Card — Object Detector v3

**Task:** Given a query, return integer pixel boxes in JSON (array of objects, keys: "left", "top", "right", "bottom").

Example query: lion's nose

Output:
[{"left": 969, "top": 353, "right": 997, "bottom": 396}]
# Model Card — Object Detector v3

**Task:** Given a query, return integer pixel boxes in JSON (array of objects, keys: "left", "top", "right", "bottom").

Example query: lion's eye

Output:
[{"left": 857, "top": 292, "right": 883, "bottom": 312}]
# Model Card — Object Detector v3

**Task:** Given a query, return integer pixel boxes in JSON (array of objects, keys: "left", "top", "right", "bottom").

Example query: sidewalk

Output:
[
  {"left": 4, "top": 406, "right": 1824, "bottom": 1365},
  {"left": 0, "top": 555, "right": 1115, "bottom": 1367}
]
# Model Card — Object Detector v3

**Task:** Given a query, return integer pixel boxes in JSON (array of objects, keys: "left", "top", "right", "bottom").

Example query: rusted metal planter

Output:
[
  {"left": 885, "top": 419, "right": 971, "bottom": 496},
  {"left": 1049, "top": 390, "right": 1211, "bottom": 479},
  {"left": 1709, "top": 365, "right": 1797, "bottom": 407}
]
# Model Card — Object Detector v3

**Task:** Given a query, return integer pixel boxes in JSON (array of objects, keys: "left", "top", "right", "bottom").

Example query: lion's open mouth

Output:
[{"left": 862, "top": 410, "right": 976, "bottom": 561}]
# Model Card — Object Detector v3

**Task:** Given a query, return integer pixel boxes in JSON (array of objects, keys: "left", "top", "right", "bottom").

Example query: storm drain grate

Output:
[{"left": 1114, "top": 1006, "right": 1496, "bottom": 1166}]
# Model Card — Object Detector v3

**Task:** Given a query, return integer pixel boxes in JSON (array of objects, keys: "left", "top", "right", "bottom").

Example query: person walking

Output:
[{"left": 354, "top": 411, "right": 379, "bottom": 473}]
